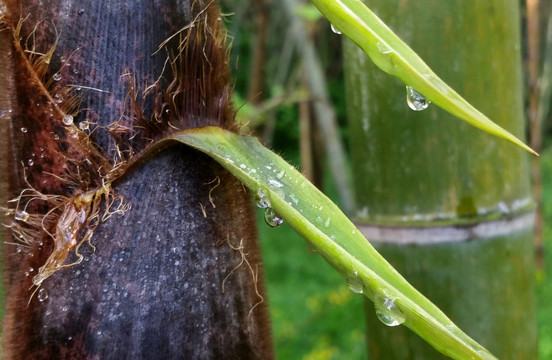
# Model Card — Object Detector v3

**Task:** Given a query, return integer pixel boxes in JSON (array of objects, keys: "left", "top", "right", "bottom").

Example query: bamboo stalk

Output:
[{"left": 343, "top": 0, "right": 537, "bottom": 358}]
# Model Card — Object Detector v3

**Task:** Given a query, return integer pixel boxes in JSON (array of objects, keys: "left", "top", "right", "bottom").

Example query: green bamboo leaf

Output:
[
  {"left": 310, "top": 0, "right": 537, "bottom": 155},
  {"left": 161, "top": 126, "right": 497, "bottom": 360}
]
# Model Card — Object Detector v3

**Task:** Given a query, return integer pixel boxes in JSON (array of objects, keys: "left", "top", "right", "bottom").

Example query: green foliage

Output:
[
  {"left": 310, "top": 0, "right": 535, "bottom": 155},
  {"left": 164, "top": 127, "right": 497, "bottom": 359}
]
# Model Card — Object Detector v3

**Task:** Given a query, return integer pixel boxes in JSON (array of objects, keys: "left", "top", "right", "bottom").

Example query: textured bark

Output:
[{"left": 0, "top": 0, "right": 273, "bottom": 359}]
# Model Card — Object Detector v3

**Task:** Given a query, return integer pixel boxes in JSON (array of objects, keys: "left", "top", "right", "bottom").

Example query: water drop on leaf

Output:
[
  {"left": 330, "top": 23, "right": 342, "bottom": 34},
  {"left": 264, "top": 208, "right": 283, "bottom": 228},
  {"left": 346, "top": 271, "right": 363, "bottom": 294},
  {"left": 374, "top": 295, "right": 405, "bottom": 327},
  {"left": 406, "top": 86, "right": 430, "bottom": 111},
  {"left": 255, "top": 188, "right": 271, "bottom": 208}
]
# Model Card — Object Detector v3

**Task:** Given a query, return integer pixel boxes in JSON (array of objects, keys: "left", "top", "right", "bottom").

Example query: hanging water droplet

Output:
[
  {"left": 53, "top": 73, "right": 62, "bottom": 81},
  {"left": 264, "top": 208, "right": 283, "bottom": 227},
  {"left": 15, "top": 210, "right": 30, "bottom": 222},
  {"left": 346, "top": 271, "right": 363, "bottom": 294},
  {"left": 20, "top": 127, "right": 27, "bottom": 133},
  {"left": 330, "top": 23, "right": 342, "bottom": 34},
  {"left": 374, "top": 295, "right": 405, "bottom": 327},
  {"left": 62, "top": 115, "right": 74, "bottom": 126},
  {"left": 405, "top": 86, "right": 430, "bottom": 111},
  {"left": 255, "top": 188, "right": 271, "bottom": 208},
  {"left": 38, "top": 288, "right": 48, "bottom": 302}
]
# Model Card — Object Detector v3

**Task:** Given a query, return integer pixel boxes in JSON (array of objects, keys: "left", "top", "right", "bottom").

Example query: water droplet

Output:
[
  {"left": 268, "top": 179, "right": 283, "bottom": 188},
  {"left": 78, "top": 8, "right": 85, "bottom": 15},
  {"left": 53, "top": 73, "right": 62, "bottom": 81},
  {"left": 374, "top": 295, "right": 405, "bottom": 327},
  {"left": 79, "top": 120, "right": 90, "bottom": 131},
  {"left": 62, "top": 115, "right": 74, "bottom": 126},
  {"left": 405, "top": 86, "right": 430, "bottom": 111},
  {"left": 27, "top": 159, "right": 34, "bottom": 166},
  {"left": 264, "top": 208, "right": 283, "bottom": 228},
  {"left": 15, "top": 210, "right": 30, "bottom": 222},
  {"left": 255, "top": 188, "right": 271, "bottom": 208},
  {"left": 346, "top": 271, "right": 363, "bottom": 294},
  {"left": 330, "top": 23, "right": 342, "bottom": 34},
  {"left": 377, "top": 42, "right": 392, "bottom": 54},
  {"left": 276, "top": 169, "right": 285, "bottom": 179},
  {"left": 20, "top": 127, "right": 27, "bottom": 133},
  {"left": 324, "top": 217, "right": 331, "bottom": 228},
  {"left": 53, "top": 134, "right": 60, "bottom": 140},
  {"left": 38, "top": 288, "right": 48, "bottom": 302}
]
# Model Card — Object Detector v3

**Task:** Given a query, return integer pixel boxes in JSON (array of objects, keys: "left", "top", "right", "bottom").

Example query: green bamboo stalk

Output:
[{"left": 343, "top": 0, "right": 537, "bottom": 358}]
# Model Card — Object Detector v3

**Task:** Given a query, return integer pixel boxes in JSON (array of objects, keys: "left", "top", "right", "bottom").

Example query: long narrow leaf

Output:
[
  {"left": 159, "top": 126, "right": 497, "bottom": 360},
  {"left": 310, "top": 0, "right": 536, "bottom": 155}
]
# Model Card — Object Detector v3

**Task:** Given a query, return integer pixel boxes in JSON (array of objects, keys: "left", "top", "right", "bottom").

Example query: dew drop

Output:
[
  {"left": 377, "top": 42, "right": 392, "bottom": 54},
  {"left": 53, "top": 73, "right": 62, "bottom": 81},
  {"left": 276, "top": 169, "right": 285, "bottom": 179},
  {"left": 53, "top": 134, "right": 60, "bottom": 140},
  {"left": 268, "top": 179, "right": 283, "bottom": 188},
  {"left": 374, "top": 295, "right": 405, "bottom": 327},
  {"left": 38, "top": 288, "right": 48, "bottom": 302},
  {"left": 79, "top": 120, "right": 90, "bottom": 131},
  {"left": 346, "top": 271, "right": 363, "bottom": 294},
  {"left": 255, "top": 188, "right": 271, "bottom": 208},
  {"left": 15, "top": 210, "right": 30, "bottom": 222},
  {"left": 330, "top": 23, "right": 342, "bottom": 34},
  {"left": 264, "top": 208, "right": 283, "bottom": 227},
  {"left": 406, "top": 86, "right": 430, "bottom": 111},
  {"left": 20, "top": 127, "right": 27, "bottom": 133},
  {"left": 62, "top": 115, "right": 74, "bottom": 126},
  {"left": 27, "top": 159, "right": 34, "bottom": 166},
  {"left": 78, "top": 8, "right": 85, "bottom": 15},
  {"left": 324, "top": 217, "right": 331, "bottom": 228}
]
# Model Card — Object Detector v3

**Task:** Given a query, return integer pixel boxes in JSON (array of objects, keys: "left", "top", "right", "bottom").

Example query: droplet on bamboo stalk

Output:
[
  {"left": 264, "top": 208, "right": 283, "bottom": 228},
  {"left": 62, "top": 115, "right": 74, "bottom": 126},
  {"left": 38, "top": 288, "right": 49, "bottom": 302},
  {"left": 330, "top": 24, "right": 342, "bottom": 34},
  {"left": 374, "top": 295, "right": 405, "bottom": 327},
  {"left": 406, "top": 86, "right": 430, "bottom": 111},
  {"left": 15, "top": 210, "right": 30, "bottom": 222},
  {"left": 79, "top": 120, "right": 90, "bottom": 131}
]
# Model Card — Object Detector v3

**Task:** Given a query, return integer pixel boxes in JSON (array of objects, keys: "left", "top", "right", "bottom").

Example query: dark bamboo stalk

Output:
[{"left": 0, "top": 1, "right": 273, "bottom": 358}]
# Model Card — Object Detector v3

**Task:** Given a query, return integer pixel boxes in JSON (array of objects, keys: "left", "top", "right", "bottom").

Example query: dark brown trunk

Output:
[{"left": 0, "top": 1, "right": 273, "bottom": 359}]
